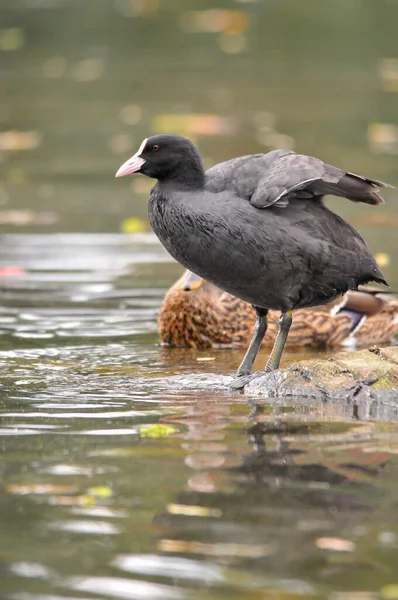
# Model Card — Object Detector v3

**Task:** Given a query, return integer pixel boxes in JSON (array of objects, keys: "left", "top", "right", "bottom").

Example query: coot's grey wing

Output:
[
  {"left": 205, "top": 149, "right": 294, "bottom": 200},
  {"left": 250, "top": 153, "right": 390, "bottom": 208}
]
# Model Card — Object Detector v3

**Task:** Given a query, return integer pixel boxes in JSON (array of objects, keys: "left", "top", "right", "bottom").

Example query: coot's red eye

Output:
[{"left": 153, "top": 145, "right": 159, "bottom": 152}]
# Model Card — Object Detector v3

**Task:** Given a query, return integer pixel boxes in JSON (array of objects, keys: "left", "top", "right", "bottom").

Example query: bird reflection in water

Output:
[{"left": 154, "top": 398, "right": 390, "bottom": 569}]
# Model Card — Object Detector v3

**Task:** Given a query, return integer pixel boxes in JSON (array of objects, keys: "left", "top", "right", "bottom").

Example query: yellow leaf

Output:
[
  {"left": 140, "top": 424, "right": 177, "bottom": 438},
  {"left": 87, "top": 486, "right": 113, "bottom": 499},
  {"left": 381, "top": 585, "right": 398, "bottom": 599},
  {"left": 121, "top": 217, "right": 149, "bottom": 234}
]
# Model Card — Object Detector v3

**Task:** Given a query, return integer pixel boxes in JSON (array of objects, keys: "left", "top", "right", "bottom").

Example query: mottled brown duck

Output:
[{"left": 159, "top": 271, "right": 398, "bottom": 350}]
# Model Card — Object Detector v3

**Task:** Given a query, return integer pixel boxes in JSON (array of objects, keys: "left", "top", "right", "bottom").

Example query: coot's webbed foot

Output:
[
  {"left": 264, "top": 310, "right": 293, "bottom": 372},
  {"left": 235, "top": 307, "right": 268, "bottom": 377}
]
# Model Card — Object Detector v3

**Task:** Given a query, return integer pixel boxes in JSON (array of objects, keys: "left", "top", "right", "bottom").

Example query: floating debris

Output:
[
  {"left": 120, "top": 217, "right": 149, "bottom": 234},
  {"left": 316, "top": 537, "right": 356, "bottom": 552},
  {"left": 0, "top": 209, "right": 58, "bottom": 226},
  {"left": 167, "top": 503, "right": 222, "bottom": 517},
  {"left": 140, "top": 424, "right": 177, "bottom": 438},
  {"left": 0, "top": 266, "right": 25, "bottom": 277}
]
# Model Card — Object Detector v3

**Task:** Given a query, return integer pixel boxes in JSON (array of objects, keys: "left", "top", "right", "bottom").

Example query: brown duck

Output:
[{"left": 159, "top": 270, "right": 398, "bottom": 349}]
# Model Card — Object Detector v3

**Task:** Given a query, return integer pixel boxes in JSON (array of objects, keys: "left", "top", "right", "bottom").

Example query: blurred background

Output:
[{"left": 1, "top": 0, "right": 397, "bottom": 249}]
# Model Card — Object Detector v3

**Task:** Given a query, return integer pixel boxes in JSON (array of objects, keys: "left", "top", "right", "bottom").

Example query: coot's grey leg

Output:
[
  {"left": 264, "top": 310, "right": 293, "bottom": 372},
  {"left": 236, "top": 307, "right": 268, "bottom": 377}
]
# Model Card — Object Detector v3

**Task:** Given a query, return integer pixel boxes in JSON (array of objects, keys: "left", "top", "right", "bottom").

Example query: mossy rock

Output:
[{"left": 244, "top": 346, "right": 398, "bottom": 400}]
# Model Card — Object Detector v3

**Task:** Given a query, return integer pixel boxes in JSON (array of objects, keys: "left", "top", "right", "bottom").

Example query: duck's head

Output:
[
  {"left": 158, "top": 270, "right": 226, "bottom": 348},
  {"left": 170, "top": 270, "right": 223, "bottom": 299},
  {"left": 174, "top": 270, "right": 205, "bottom": 292},
  {"left": 115, "top": 134, "right": 205, "bottom": 187}
]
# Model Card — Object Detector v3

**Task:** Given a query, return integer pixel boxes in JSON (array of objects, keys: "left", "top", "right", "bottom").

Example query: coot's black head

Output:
[{"left": 115, "top": 134, "right": 205, "bottom": 188}]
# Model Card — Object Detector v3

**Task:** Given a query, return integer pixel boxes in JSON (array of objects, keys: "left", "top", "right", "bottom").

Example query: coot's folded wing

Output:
[
  {"left": 205, "top": 149, "right": 391, "bottom": 209},
  {"left": 250, "top": 153, "right": 390, "bottom": 208},
  {"left": 205, "top": 150, "right": 294, "bottom": 200}
]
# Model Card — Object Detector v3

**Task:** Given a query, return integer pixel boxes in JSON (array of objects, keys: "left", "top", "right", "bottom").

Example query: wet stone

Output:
[{"left": 244, "top": 346, "right": 398, "bottom": 401}]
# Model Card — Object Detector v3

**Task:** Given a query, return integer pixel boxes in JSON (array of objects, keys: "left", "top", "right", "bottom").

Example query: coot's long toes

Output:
[{"left": 229, "top": 371, "right": 267, "bottom": 391}]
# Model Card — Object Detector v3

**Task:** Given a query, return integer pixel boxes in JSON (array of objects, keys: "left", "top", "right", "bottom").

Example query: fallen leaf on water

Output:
[
  {"left": 158, "top": 538, "right": 271, "bottom": 558},
  {"left": 6, "top": 483, "right": 78, "bottom": 495},
  {"left": 0, "top": 210, "right": 57, "bottom": 226},
  {"left": 87, "top": 486, "right": 113, "bottom": 499},
  {"left": 381, "top": 585, "right": 398, "bottom": 599},
  {"left": 167, "top": 503, "right": 222, "bottom": 517},
  {"left": 50, "top": 494, "right": 95, "bottom": 506},
  {"left": 0, "top": 266, "right": 25, "bottom": 276},
  {"left": 332, "top": 593, "right": 377, "bottom": 600},
  {"left": 0, "top": 130, "right": 41, "bottom": 151},
  {"left": 120, "top": 217, "right": 149, "bottom": 234},
  {"left": 140, "top": 424, "right": 177, "bottom": 438},
  {"left": 316, "top": 537, "right": 356, "bottom": 552}
]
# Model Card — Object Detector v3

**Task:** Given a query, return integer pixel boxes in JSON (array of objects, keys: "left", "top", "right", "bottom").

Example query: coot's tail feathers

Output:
[
  {"left": 248, "top": 154, "right": 394, "bottom": 208},
  {"left": 328, "top": 172, "right": 393, "bottom": 206},
  {"left": 373, "top": 276, "right": 389, "bottom": 287},
  {"left": 360, "top": 274, "right": 389, "bottom": 288}
]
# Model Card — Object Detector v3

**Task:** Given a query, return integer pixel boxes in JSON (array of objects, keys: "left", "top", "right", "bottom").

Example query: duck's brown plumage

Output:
[{"left": 159, "top": 273, "right": 398, "bottom": 349}]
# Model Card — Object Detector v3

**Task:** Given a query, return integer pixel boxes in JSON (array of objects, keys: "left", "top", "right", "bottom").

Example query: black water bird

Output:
[{"left": 116, "top": 134, "right": 389, "bottom": 387}]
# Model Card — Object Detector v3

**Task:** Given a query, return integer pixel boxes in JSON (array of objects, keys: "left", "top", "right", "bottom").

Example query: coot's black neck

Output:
[{"left": 157, "top": 155, "right": 205, "bottom": 191}]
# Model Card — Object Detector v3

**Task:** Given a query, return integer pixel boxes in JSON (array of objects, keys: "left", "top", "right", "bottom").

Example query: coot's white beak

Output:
[{"left": 115, "top": 138, "right": 147, "bottom": 178}]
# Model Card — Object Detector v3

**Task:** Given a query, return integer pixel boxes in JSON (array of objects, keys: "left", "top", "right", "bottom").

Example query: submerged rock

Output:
[{"left": 244, "top": 346, "right": 398, "bottom": 401}]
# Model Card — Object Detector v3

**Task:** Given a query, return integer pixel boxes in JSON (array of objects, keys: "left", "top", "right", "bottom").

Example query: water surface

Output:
[{"left": 1, "top": 234, "right": 398, "bottom": 600}]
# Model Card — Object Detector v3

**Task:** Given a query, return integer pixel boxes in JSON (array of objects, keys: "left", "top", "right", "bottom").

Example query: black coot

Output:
[{"left": 116, "top": 135, "right": 389, "bottom": 387}]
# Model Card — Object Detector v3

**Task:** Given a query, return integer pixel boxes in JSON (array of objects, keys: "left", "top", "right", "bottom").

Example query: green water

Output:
[{"left": 1, "top": 1, "right": 398, "bottom": 598}]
